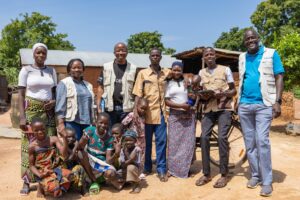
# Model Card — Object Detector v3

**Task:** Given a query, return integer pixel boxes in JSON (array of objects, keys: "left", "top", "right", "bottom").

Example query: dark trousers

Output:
[
  {"left": 201, "top": 110, "right": 232, "bottom": 176},
  {"left": 107, "top": 105, "right": 129, "bottom": 127},
  {"left": 144, "top": 113, "right": 167, "bottom": 174}
]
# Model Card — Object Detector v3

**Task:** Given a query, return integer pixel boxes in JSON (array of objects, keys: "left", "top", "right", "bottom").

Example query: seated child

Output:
[
  {"left": 61, "top": 127, "right": 89, "bottom": 196},
  {"left": 119, "top": 130, "right": 142, "bottom": 194},
  {"left": 122, "top": 98, "right": 148, "bottom": 178},
  {"left": 111, "top": 123, "right": 124, "bottom": 169},
  {"left": 77, "top": 112, "right": 123, "bottom": 194},
  {"left": 28, "top": 118, "right": 71, "bottom": 198}
]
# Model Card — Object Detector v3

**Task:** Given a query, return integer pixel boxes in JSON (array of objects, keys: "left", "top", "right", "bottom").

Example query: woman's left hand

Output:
[{"left": 44, "top": 100, "right": 55, "bottom": 110}]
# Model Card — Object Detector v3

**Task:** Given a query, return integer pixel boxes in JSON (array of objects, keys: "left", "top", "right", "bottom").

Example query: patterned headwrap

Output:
[
  {"left": 122, "top": 130, "right": 137, "bottom": 141},
  {"left": 32, "top": 43, "right": 48, "bottom": 53}
]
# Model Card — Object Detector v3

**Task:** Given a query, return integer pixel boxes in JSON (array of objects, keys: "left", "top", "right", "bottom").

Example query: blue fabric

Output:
[
  {"left": 238, "top": 103, "right": 273, "bottom": 185},
  {"left": 240, "top": 46, "right": 285, "bottom": 104},
  {"left": 65, "top": 121, "right": 89, "bottom": 141},
  {"left": 144, "top": 112, "right": 167, "bottom": 174},
  {"left": 56, "top": 78, "right": 93, "bottom": 125}
]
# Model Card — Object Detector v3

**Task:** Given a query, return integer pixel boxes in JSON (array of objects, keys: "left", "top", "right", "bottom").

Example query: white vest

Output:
[
  {"left": 60, "top": 77, "right": 95, "bottom": 122},
  {"left": 238, "top": 47, "right": 276, "bottom": 106},
  {"left": 102, "top": 61, "right": 136, "bottom": 112}
]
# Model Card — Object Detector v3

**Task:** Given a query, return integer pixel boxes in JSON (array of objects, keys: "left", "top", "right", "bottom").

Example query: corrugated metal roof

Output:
[
  {"left": 173, "top": 46, "right": 241, "bottom": 59},
  {"left": 20, "top": 49, "right": 177, "bottom": 68}
]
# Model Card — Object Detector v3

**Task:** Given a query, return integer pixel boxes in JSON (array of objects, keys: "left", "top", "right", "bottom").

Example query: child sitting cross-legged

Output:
[
  {"left": 28, "top": 118, "right": 72, "bottom": 198},
  {"left": 118, "top": 130, "right": 142, "bottom": 194}
]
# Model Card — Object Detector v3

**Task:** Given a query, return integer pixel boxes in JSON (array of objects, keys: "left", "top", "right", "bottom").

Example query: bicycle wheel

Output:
[{"left": 209, "top": 120, "right": 247, "bottom": 169}]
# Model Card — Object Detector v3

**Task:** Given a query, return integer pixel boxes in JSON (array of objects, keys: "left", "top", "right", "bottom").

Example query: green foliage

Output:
[
  {"left": 273, "top": 32, "right": 300, "bottom": 90},
  {"left": 214, "top": 27, "right": 250, "bottom": 51},
  {"left": 251, "top": 0, "right": 300, "bottom": 46},
  {"left": 127, "top": 31, "right": 176, "bottom": 55},
  {"left": 0, "top": 12, "right": 75, "bottom": 86}
]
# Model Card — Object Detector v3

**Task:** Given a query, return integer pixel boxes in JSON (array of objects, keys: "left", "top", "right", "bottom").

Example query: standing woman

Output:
[
  {"left": 18, "top": 43, "right": 57, "bottom": 195},
  {"left": 56, "top": 58, "right": 94, "bottom": 141},
  {"left": 165, "top": 61, "right": 196, "bottom": 178}
]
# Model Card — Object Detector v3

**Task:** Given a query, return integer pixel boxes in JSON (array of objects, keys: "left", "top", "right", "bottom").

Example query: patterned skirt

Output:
[
  {"left": 167, "top": 109, "right": 196, "bottom": 178},
  {"left": 21, "top": 97, "right": 57, "bottom": 183}
]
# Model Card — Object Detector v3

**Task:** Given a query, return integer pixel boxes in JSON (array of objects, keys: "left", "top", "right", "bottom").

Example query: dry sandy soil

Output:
[{"left": 0, "top": 110, "right": 299, "bottom": 200}]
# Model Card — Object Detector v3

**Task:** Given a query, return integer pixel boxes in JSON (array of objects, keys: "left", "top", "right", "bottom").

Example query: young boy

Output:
[
  {"left": 62, "top": 127, "right": 89, "bottom": 196},
  {"left": 119, "top": 130, "right": 142, "bottom": 193},
  {"left": 122, "top": 98, "right": 148, "bottom": 178},
  {"left": 28, "top": 118, "right": 71, "bottom": 198}
]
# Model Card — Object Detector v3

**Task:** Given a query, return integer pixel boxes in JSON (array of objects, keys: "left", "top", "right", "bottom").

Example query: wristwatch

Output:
[{"left": 276, "top": 99, "right": 282, "bottom": 105}]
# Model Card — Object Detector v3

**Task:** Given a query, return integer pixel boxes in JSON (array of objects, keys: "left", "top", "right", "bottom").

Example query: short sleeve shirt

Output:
[
  {"left": 132, "top": 67, "right": 171, "bottom": 124},
  {"left": 18, "top": 65, "right": 57, "bottom": 101},
  {"left": 84, "top": 126, "right": 114, "bottom": 161},
  {"left": 165, "top": 80, "right": 188, "bottom": 110},
  {"left": 240, "top": 46, "right": 285, "bottom": 104}
]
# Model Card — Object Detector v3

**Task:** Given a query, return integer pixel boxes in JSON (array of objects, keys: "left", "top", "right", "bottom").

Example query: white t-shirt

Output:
[
  {"left": 18, "top": 65, "right": 57, "bottom": 101},
  {"left": 199, "top": 67, "right": 234, "bottom": 86},
  {"left": 165, "top": 80, "right": 188, "bottom": 110}
]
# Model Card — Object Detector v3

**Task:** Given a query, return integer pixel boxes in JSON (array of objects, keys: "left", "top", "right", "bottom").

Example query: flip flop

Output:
[
  {"left": 213, "top": 177, "right": 228, "bottom": 188},
  {"left": 195, "top": 176, "right": 212, "bottom": 186},
  {"left": 89, "top": 182, "right": 100, "bottom": 195}
]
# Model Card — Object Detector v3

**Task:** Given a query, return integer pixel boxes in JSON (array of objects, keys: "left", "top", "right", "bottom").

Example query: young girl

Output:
[
  {"left": 165, "top": 61, "right": 196, "bottom": 178},
  {"left": 77, "top": 112, "right": 122, "bottom": 193},
  {"left": 122, "top": 98, "right": 148, "bottom": 177},
  {"left": 28, "top": 118, "right": 71, "bottom": 198},
  {"left": 119, "top": 130, "right": 142, "bottom": 193}
]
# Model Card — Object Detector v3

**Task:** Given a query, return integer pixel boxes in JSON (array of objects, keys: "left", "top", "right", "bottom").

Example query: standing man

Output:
[
  {"left": 238, "top": 29, "right": 284, "bottom": 197},
  {"left": 195, "top": 47, "right": 236, "bottom": 188},
  {"left": 97, "top": 42, "right": 137, "bottom": 125},
  {"left": 132, "top": 48, "right": 170, "bottom": 182}
]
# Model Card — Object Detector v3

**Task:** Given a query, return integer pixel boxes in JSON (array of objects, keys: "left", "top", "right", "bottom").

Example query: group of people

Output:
[{"left": 18, "top": 28, "right": 284, "bottom": 198}]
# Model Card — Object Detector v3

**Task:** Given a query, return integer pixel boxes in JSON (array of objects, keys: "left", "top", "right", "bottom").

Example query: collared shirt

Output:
[
  {"left": 132, "top": 67, "right": 170, "bottom": 124},
  {"left": 240, "top": 46, "right": 285, "bottom": 104}
]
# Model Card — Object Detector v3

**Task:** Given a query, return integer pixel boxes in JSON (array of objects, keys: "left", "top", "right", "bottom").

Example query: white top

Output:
[
  {"left": 165, "top": 80, "right": 188, "bottom": 110},
  {"left": 18, "top": 65, "right": 57, "bottom": 101},
  {"left": 199, "top": 67, "right": 234, "bottom": 86}
]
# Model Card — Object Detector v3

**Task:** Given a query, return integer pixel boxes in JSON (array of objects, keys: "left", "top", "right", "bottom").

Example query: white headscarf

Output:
[{"left": 32, "top": 43, "right": 48, "bottom": 53}]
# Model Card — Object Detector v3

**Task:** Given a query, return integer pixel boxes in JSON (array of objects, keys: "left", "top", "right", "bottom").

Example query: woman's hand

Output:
[
  {"left": 44, "top": 100, "right": 55, "bottom": 111},
  {"left": 19, "top": 117, "right": 27, "bottom": 131},
  {"left": 181, "top": 103, "right": 191, "bottom": 111}
]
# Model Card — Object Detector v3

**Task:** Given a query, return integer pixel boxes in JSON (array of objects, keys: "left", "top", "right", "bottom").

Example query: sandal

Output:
[
  {"left": 213, "top": 176, "right": 228, "bottom": 188},
  {"left": 195, "top": 175, "right": 212, "bottom": 186},
  {"left": 89, "top": 182, "right": 100, "bottom": 195}
]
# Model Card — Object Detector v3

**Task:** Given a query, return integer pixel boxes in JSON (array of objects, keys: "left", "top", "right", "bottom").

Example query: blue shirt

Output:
[
  {"left": 56, "top": 78, "right": 93, "bottom": 124},
  {"left": 240, "top": 46, "right": 285, "bottom": 104}
]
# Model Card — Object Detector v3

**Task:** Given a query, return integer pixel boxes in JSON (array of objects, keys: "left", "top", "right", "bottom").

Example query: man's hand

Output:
[{"left": 272, "top": 103, "right": 281, "bottom": 118}]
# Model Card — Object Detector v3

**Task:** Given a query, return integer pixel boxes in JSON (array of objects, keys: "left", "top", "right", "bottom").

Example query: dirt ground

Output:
[{"left": 0, "top": 110, "right": 299, "bottom": 200}]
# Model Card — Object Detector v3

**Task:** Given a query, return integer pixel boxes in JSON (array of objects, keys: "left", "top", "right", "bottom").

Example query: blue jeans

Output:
[
  {"left": 65, "top": 121, "right": 90, "bottom": 141},
  {"left": 144, "top": 113, "right": 167, "bottom": 174},
  {"left": 238, "top": 103, "right": 273, "bottom": 185}
]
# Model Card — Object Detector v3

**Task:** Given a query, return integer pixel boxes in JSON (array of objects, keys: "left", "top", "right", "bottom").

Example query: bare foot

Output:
[
  {"left": 130, "top": 182, "right": 141, "bottom": 194},
  {"left": 20, "top": 182, "right": 30, "bottom": 196},
  {"left": 37, "top": 183, "right": 45, "bottom": 198}
]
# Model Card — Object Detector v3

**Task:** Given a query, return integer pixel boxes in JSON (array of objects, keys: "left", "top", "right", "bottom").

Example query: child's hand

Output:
[{"left": 181, "top": 103, "right": 191, "bottom": 111}]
